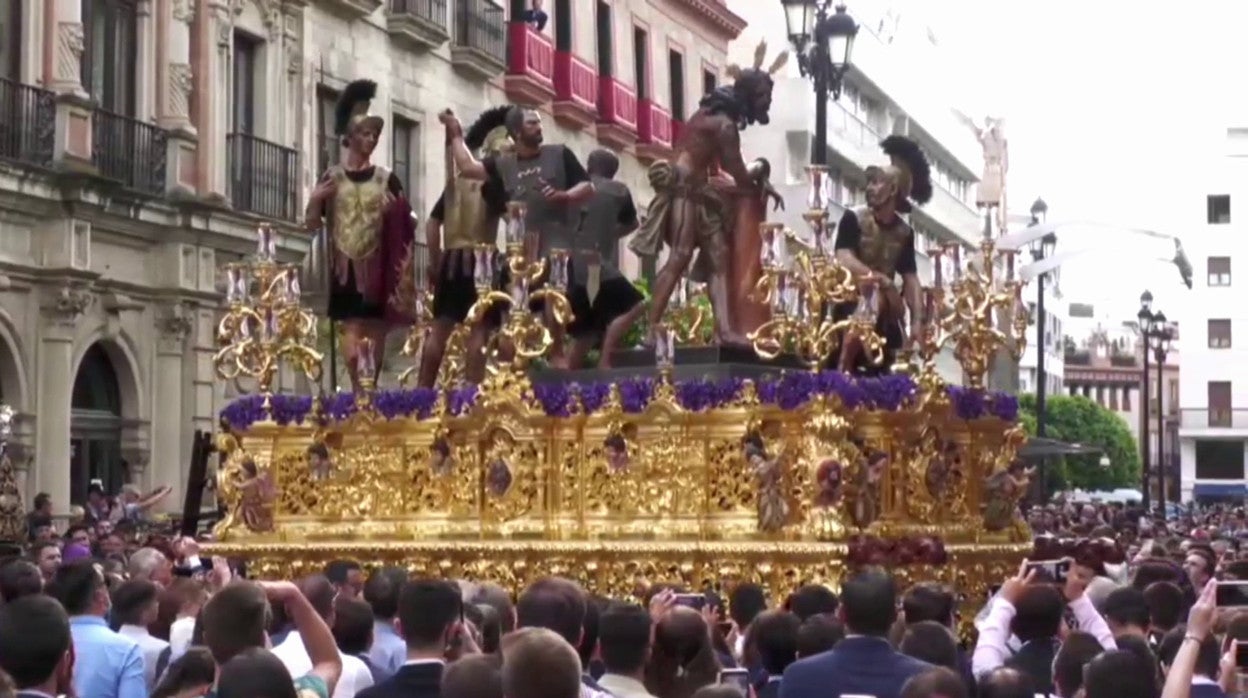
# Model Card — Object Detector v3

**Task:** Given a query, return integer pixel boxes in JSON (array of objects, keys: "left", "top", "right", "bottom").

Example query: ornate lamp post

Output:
[
  {"left": 1142, "top": 308, "right": 1175, "bottom": 511},
  {"left": 781, "top": 1, "right": 859, "bottom": 165},
  {"left": 1137, "top": 290, "right": 1163, "bottom": 513},
  {"left": 1028, "top": 198, "right": 1056, "bottom": 499}
]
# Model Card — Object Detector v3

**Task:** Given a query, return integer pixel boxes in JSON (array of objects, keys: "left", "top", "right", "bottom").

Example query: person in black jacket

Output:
[{"left": 357, "top": 579, "right": 467, "bottom": 698}]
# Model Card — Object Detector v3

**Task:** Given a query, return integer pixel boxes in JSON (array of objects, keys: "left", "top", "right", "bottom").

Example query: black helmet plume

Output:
[
  {"left": 880, "top": 135, "right": 933, "bottom": 212},
  {"left": 334, "top": 80, "right": 378, "bottom": 136},
  {"left": 465, "top": 106, "right": 512, "bottom": 151}
]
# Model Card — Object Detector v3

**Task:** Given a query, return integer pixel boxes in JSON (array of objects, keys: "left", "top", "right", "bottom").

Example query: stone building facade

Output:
[{"left": 0, "top": 0, "right": 743, "bottom": 514}]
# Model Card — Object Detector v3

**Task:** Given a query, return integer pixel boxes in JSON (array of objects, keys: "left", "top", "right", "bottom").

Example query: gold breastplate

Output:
[
  {"left": 856, "top": 208, "right": 908, "bottom": 278},
  {"left": 331, "top": 167, "right": 387, "bottom": 260},
  {"left": 444, "top": 176, "right": 496, "bottom": 249}
]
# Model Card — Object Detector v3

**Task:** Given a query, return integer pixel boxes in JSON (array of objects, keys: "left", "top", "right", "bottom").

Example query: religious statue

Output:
[
  {"left": 303, "top": 79, "right": 417, "bottom": 391},
  {"left": 983, "top": 461, "right": 1033, "bottom": 531},
  {"left": 628, "top": 40, "right": 787, "bottom": 347},
  {"left": 729, "top": 157, "right": 784, "bottom": 336},
  {"left": 226, "top": 457, "right": 276, "bottom": 533},
  {"left": 744, "top": 431, "right": 788, "bottom": 532},
  {"left": 832, "top": 136, "right": 933, "bottom": 373},
  {"left": 956, "top": 113, "right": 1008, "bottom": 209},
  {"left": 420, "top": 106, "right": 512, "bottom": 387}
]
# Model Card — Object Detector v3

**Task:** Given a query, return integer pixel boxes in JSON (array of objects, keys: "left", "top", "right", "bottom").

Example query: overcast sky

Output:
[
  {"left": 743, "top": 0, "right": 1248, "bottom": 321},
  {"left": 917, "top": 0, "right": 1248, "bottom": 319}
]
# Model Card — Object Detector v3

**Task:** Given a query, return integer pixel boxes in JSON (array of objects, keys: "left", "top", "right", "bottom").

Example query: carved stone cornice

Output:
[
  {"left": 669, "top": 0, "right": 746, "bottom": 40},
  {"left": 156, "top": 303, "right": 195, "bottom": 354},
  {"left": 42, "top": 284, "right": 94, "bottom": 327}
]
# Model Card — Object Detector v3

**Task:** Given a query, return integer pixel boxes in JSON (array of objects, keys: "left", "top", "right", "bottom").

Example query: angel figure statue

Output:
[
  {"left": 954, "top": 112, "right": 1008, "bottom": 209},
  {"left": 218, "top": 457, "right": 277, "bottom": 534},
  {"left": 744, "top": 431, "right": 789, "bottom": 533},
  {"left": 982, "top": 461, "right": 1034, "bottom": 531}
]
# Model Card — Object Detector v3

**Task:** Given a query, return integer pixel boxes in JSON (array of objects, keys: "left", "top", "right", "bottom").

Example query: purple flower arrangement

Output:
[{"left": 218, "top": 372, "right": 1020, "bottom": 431}]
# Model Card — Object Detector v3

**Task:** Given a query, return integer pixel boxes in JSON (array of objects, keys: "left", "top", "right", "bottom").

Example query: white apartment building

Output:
[
  {"left": 727, "top": 0, "right": 982, "bottom": 381},
  {"left": 1177, "top": 128, "right": 1248, "bottom": 502},
  {"left": 0, "top": 0, "right": 742, "bottom": 513}
]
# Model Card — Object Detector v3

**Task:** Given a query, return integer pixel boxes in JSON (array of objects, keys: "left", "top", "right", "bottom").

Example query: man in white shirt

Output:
[
  {"left": 273, "top": 575, "right": 374, "bottom": 698},
  {"left": 111, "top": 579, "right": 171, "bottom": 691},
  {"left": 596, "top": 603, "right": 658, "bottom": 698}
]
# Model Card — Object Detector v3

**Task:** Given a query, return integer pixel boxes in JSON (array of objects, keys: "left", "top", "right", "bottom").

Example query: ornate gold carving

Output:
[{"left": 0, "top": 406, "right": 23, "bottom": 543}]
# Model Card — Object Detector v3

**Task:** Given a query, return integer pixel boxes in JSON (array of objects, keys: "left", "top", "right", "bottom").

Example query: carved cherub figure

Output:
[
  {"left": 983, "top": 461, "right": 1034, "bottom": 531},
  {"left": 744, "top": 431, "right": 789, "bottom": 532}
]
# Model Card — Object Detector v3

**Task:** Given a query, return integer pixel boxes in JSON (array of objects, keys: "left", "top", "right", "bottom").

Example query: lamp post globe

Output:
[
  {"left": 1041, "top": 232, "right": 1057, "bottom": 259},
  {"left": 824, "top": 4, "right": 859, "bottom": 81},
  {"left": 1030, "top": 197, "right": 1048, "bottom": 222},
  {"left": 781, "top": 0, "right": 815, "bottom": 52}
]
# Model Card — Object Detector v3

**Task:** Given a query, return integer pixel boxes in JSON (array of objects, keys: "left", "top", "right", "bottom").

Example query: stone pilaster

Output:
[
  {"left": 150, "top": 305, "right": 193, "bottom": 508},
  {"left": 35, "top": 286, "right": 95, "bottom": 515},
  {"left": 199, "top": 0, "right": 233, "bottom": 200},
  {"left": 46, "top": 0, "right": 94, "bottom": 170},
  {"left": 162, "top": 0, "right": 200, "bottom": 196}
]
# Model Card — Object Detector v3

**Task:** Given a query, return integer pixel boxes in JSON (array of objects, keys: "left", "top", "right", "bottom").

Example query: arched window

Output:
[{"left": 70, "top": 344, "right": 125, "bottom": 503}]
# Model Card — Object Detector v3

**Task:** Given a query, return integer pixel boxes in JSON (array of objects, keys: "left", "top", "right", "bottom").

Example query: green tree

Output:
[{"left": 1017, "top": 393, "right": 1141, "bottom": 495}]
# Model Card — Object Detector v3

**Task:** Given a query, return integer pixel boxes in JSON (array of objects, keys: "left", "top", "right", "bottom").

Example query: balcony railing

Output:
[
  {"left": 93, "top": 109, "right": 168, "bottom": 195},
  {"left": 507, "top": 22, "right": 553, "bottom": 84},
  {"left": 829, "top": 99, "right": 880, "bottom": 150},
  {"left": 453, "top": 0, "right": 506, "bottom": 66},
  {"left": 410, "top": 240, "right": 430, "bottom": 290},
  {"left": 638, "top": 100, "right": 673, "bottom": 148},
  {"left": 1180, "top": 408, "right": 1248, "bottom": 429},
  {"left": 391, "top": 0, "right": 446, "bottom": 25},
  {"left": 227, "top": 133, "right": 299, "bottom": 221},
  {"left": 0, "top": 78, "right": 55, "bottom": 168},
  {"left": 598, "top": 78, "right": 637, "bottom": 131},
  {"left": 388, "top": 0, "right": 450, "bottom": 48},
  {"left": 554, "top": 52, "right": 597, "bottom": 111}
]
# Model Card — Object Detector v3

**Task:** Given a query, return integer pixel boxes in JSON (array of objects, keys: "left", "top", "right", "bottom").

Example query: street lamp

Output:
[
  {"left": 1143, "top": 309, "right": 1175, "bottom": 512},
  {"left": 1137, "top": 290, "right": 1171, "bottom": 513},
  {"left": 782, "top": 1, "right": 859, "bottom": 166},
  {"left": 1028, "top": 197, "right": 1056, "bottom": 500},
  {"left": 1099, "top": 455, "right": 1111, "bottom": 469}
]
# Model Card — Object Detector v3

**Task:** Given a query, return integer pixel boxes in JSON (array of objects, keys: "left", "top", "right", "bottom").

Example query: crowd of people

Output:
[{"left": 1, "top": 498, "right": 1244, "bottom": 698}]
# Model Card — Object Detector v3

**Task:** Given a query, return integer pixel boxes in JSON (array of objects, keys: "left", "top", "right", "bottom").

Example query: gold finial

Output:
[{"left": 752, "top": 39, "right": 768, "bottom": 70}]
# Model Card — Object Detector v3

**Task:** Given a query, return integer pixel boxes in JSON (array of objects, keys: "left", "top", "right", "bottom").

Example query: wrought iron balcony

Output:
[
  {"left": 0, "top": 78, "right": 55, "bottom": 169},
  {"left": 551, "top": 52, "right": 596, "bottom": 129},
  {"left": 451, "top": 0, "right": 506, "bottom": 79},
  {"left": 388, "top": 0, "right": 449, "bottom": 50},
  {"left": 93, "top": 109, "right": 168, "bottom": 195},
  {"left": 228, "top": 133, "right": 299, "bottom": 221},
  {"left": 596, "top": 77, "right": 637, "bottom": 151}
]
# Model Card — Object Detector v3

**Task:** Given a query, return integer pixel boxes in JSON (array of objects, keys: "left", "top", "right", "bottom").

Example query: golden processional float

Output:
[{"left": 208, "top": 168, "right": 1035, "bottom": 637}]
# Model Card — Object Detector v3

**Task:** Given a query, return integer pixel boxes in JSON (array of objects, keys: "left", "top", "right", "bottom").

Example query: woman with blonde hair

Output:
[{"left": 646, "top": 607, "right": 721, "bottom": 698}]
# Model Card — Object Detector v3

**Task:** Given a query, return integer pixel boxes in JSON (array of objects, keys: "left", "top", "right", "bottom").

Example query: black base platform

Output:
[{"left": 528, "top": 345, "right": 809, "bottom": 385}]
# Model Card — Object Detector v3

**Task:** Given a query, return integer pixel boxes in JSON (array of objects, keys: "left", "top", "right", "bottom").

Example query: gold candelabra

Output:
[
  {"left": 662, "top": 280, "right": 710, "bottom": 346},
  {"left": 214, "top": 223, "right": 323, "bottom": 394},
  {"left": 918, "top": 239, "right": 1028, "bottom": 389},
  {"left": 748, "top": 166, "right": 883, "bottom": 370},
  {"left": 397, "top": 288, "right": 467, "bottom": 388},
  {"left": 465, "top": 202, "right": 574, "bottom": 372}
]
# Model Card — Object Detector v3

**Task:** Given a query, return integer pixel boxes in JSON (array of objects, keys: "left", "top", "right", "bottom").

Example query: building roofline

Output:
[{"left": 671, "top": 0, "right": 748, "bottom": 40}]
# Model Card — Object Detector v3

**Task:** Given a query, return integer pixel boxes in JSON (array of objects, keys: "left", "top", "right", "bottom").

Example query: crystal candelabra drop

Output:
[
  {"left": 747, "top": 166, "right": 884, "bottom": 370},
  {"left": 464, "top": 201, "right": 574, "bottom": 375},
  {"left": 917, "top": 240, "right": 1028, "bottom": 389},
  {"left": 214, "top": 223, "right": 324, "bottom": 395}
]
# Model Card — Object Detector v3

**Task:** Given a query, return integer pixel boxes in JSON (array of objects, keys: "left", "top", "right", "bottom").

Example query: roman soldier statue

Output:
[
  {"left": 562, "top": 148, "right": 645, "bottom": 369},
  {"left": 303, "top": 79, "right": 416, "bottom": 391},
  {"left": 832, "top": 135, "right": 933, "bottom": 373},
  {"left": 418, "top": 106, "right": 513, "bottom": 387},
  {"left": 438, "top": 105, "right": 595, "bottom": 353}
]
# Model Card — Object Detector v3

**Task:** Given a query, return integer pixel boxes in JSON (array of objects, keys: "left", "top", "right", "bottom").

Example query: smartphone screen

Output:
[
  {"left": 1217, "top": 581, "right": 1248, "bottom": 607},
  {"left": 1025, "top": 560, "right": 1070, "bottom": 584},
  {"left": 718, "top": 669, "right": 751, "bottom": 693},
  {"left": 1237, "top": 642, "right": 1248, "bottom": 669},
  {"left": 673, "top": 593, "right": 707, "bottom": 610}
]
